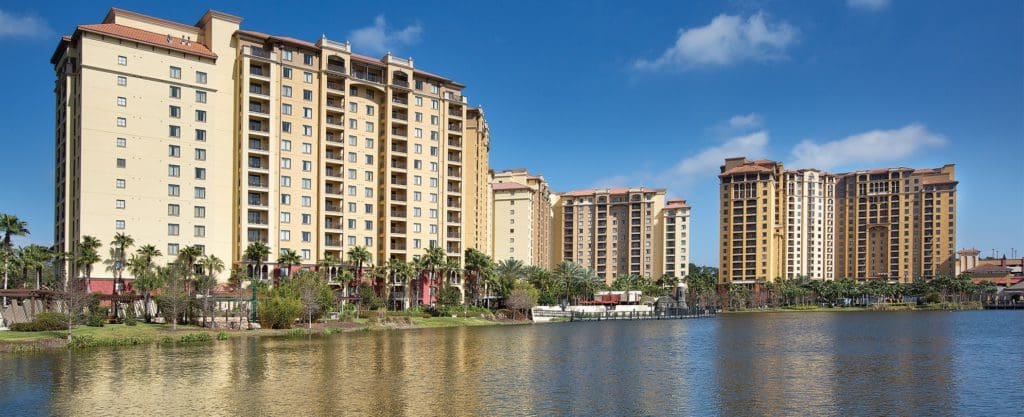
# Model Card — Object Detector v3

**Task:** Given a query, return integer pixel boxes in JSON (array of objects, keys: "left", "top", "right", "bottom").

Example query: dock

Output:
[{"left": 568, "top": 308, "right": 715, "bottom": 322}]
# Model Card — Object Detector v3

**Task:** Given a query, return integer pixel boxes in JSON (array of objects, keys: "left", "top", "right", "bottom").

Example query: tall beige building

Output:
[
  {"left": 719, "top": 157, "right": 957, "bottom": 284},
  {"left": 463, "top": 108, "right": 492, "bottom": 256},
  {"left": 52, "top": 8, "right": 489, "bottom": 298},
  {"left": 552, "top": 187, "right": 691, "bottom": 284},
  {"left": 663, "top": 199, "right": 691, "bottom": 279},
  {"left": 491, "top": 169, "right": 553, "bottom": 268}
]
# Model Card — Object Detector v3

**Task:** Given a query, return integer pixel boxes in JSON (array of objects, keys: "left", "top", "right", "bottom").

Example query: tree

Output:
[
  {"left": 418, "top": 246, "right": 447, "bottom": 305},
  {"left": 196, "top": 255, "right": 225, "bottom": 326},
  {"left": 554, "top": 261, "right": 584, "bottom": 305},
  {"left": 316, "top": 253, "right": 341, "bottom": 281},
  {"left": 61, "top": 276, "right": 94, "bottom": 341},
  {"left": 110, "top": 232, "right": 135, "bottom": 291},
  {"left": 157, "top": 264, "right": 189, "bottom": 331},
  {"left": 244, "top": 241, "right": 271, "bottom": 281},
  {"left": 390, "top": 259, "right": 416, "bottom": 310},
  {"left": 464, "top": 248, "right": 493, "bottom": 306},
  {"left": 129, "top": 255, "right": 163, "bottom": 323},
  {"left": 76, "top": 236, "right": 102, "bottom": 293},
  {"left": 20, "top": 244, "right": 50, "bottom": 290},
  {"left": 346, "top": 245, "right": 372, "bottom": 282},
  {"left": 505, "top": 285, "right": 538, "bottom": 319},
  {"left": 1, "top": 213, "right": 30, "bottom": 303},
  {"left": 276, "top": 249, "right": 302, "bottom": 279}
]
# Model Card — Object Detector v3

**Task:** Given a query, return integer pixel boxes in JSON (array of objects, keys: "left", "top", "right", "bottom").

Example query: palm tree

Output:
[
  {"left": 346, "top": 245, "right": 372, "bottom": 283},
  {"left": 20, "top": 245, "right": 51, "bottom": 290},
  {"left": 370, "top": 263, "right": 390, "bottom": 308},
  {"left": 390, "top": 259, "right": 416, "bottom": 310},
  {"left": 464, "top": 248, "right": 493, "bottom": 306},
  {"left": 110, "top": 233, "right": 135, "bottom": 292},
  {"left": 276, "top": 249, "right": 302, "bottom": 280},
  {"left": 244, "top": 241, "right": 271, "bottom": 281},
  {"left": 419, "top": 246, "right": 446, "bottom": 305},
  {"left": 1, "top": 213, "right": 30, "bottom": 302},
  {"left": 196, "top": 254, "right": 225, "bottom": 326},
  {"left": 76, "top": 236, "right": 102, "bottom": 293},
  {"left": 136, "top": 244, "right": 161, "bottom": 269},
  {"left": 128, "top": 254, "right": 162, "bottom": 322},
  {"left": 554, "top": 261, "right": 584, "bottom": 305}
]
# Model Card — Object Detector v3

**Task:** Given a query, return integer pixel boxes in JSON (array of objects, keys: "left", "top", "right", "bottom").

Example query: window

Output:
[
  {"left": 302, "top": 249, "right": 311, "bottom": 259},
  {"left": 365, "top": 122, "right": 374, "bottom": 132},
  {"left": 280, "top": 212, "right": 291, "bottom": 223},
  {"left": 167, "top": 244, "right": 179, "bottom": 256},
  {"left": 194, "top": 225, "right": 205, "bottom": 238},
  {"left": 414, "top": 128, "right": 423, "bottom": 138},
  {"left": 281, "top": 194, "right": 291, "bottom": 205},
  {"left": 302, "top": 214, "right": 311, "bottom": 225},
  {"left": 280, "top": 230, "right": 290, "bottom": 241},
  {"left": 301, "top": 196, "right": 311, "bottom": 207},
  {"left": 303, "top": 125, "right": 313, "bottom": 136},
  {"left": 303, "top": 71, "right": 313, "bottom": 83},
  {"left": 116, "top": 158, "right": 126, "bottom": 168},
  {"left": 365, "top": 154, "right": 374, "bottom": 164},
  {"left": 282, "top": 85, "right": 292, "bottom": 97},
  {"left": 168, "top": 204, "right": 180, "bottom": 216},
  {"left": 168, "top": 184, "right": 180, "bottom": 196},
  {"left": 196, "top": 91, "right": 207, "bottom": 103},
  {"left": 303, "top": 107, "right": 313, "bottom": 118},
  {"left": 301, "top": 178, "right": 311, "bottom": 189},
  {"left": 430, "top": 115, "right": 439, "bottom": 125},
  {"left": 281, "top": 176, "right": 291, "bottom": 187},
  {"left": 281, "top": 157, "right": 291, "bottom": 169},
  {"left": 283, "top": 67, "right": 292, "bottom": 79},
  {"left": 169, "top": 106, "right": 181, "bottom": 118},
  {"left": 168, "top": 224, "right": 180, "bottom": 236},
  {"left": 364, "top": 204, "right": 373, "bottom": 213},
  {"left": 415, "top": 112, "right": 423, "bottom": 122},
  {"left": 170, "top": 66, "right": 181, "bottom": 79},
  {"left": 365, "top": 138, "right": 374, "bottom": 149},
  {"left": 302, "top": 161, "right": 312, "bottom": 171},
  {"left": 117, "top": 76, "right": 127, "bottom": 86},
  {"left": 116, "top": 137, "right": 126, "bottom": 148},
  {"left": 283, "top": 50, "right": 293, "bottom": 61},
  {"left": 168, "top": 165, "right": 180, "bottom": 177},
  {"left": 115, "top": 199, "right": 125, "bottom": 209},
  {"left": 415, "top": 96, "right": 423, "bottom": 106},
  {"left": 282, "top": 104, "right": 292, "bottom": 115},
  {"left": 281, "top": 140, "right": 292, "bottom": 151},
  {"left": 431, "top": 99, "right": 439, "bottom": 109},
  {"left": 415, "top": 80, "right": 424, "bottom": 90},
  {"left": 117, "top": 97, "right": 127, "bottom": 107},
  {"left": 303, "top": 89, "right": 313, "bottom": 101},
  {"left": 170, "top": 86, "right": 181, "bottom": 98},
  {"left": 196, "top": 71, "right": 207, "bottom": 84},
  {"left": 365, "top": 105, "right": 374, "bottom": 116},
  {"left": 194, "top": 206, "right": 205, "bottom": 218},
  {"left": 282, "top": 121, "right": 292, "bottom": 133},
  {"left": 194, "top": 187, "right": 206, "bottom": 199},
  {"left": 349, "top": 102, "right": 358, "bottom": 112},
  {"left": 414, "top": 144, "right": 423, "bottom": 154},
  {"left": 304, "top": 54, "right": 314, "bottom": 65},
  {"left": 116, "top": 220, "right": 125, "bottom": 230},
  {"left": 349, "top": 119, "right": 358, "bottom": 129},
  {"left": 195, "top": 167, "right": 206, "bottom": 180},
  {"left": 302, "top": 143, "right": 312, "bottom": 154},
  {"left": 116, "top": 179, "right": 126, "bottom": 189},
  {"left": 117, "top": 55, "right": 127, "bottom": 65},
  {"left": 116, "top": 117, "right": 127, "bottom": 127},
  {"left": 195, "top": 129, "right": 206, "bottom": 141},
  {"left": 168, "top": 145, "right": 180, "bottom": 157},
  {"left": 195, "top": 110, "right": 207, "bottom": 122},
  {"left": 195, "top": 148, "right": 206, "bottom": 161},
  {"left": 169, "top": 125, "right": 181, "bottom": 138}
]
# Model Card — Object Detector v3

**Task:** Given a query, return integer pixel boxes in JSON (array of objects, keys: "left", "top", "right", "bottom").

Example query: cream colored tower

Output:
[
  {"left": 662, "top": 199, "right": 691, "bottom": 279},
  {"left": 782, "top": 169, "right": 836, "bottom": 280},
  {"left": 54, "top": 8, "right": 489, "bottom": 294},
  {"left": 491, "top": 169, "right": 553, "bottom": 268},
  {"left": 553, "top": 187, "right": 668, "bottom": 284}
]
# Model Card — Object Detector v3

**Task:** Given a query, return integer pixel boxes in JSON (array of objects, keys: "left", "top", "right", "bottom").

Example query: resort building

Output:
[
  {"left": 51, "top": 8, "right": 489, "bottom": 302},
  {"left": 719, "top": 157, "right": 957, "bottom": 284},
  {"left": 552, "top": 187, "right": 690, "bottom": 284},
  {"left": 491, "top": 169, "right": 553, "bottom": 268},
  {"left": 663, "top": 199, "right": 691, "bottom": 279}
]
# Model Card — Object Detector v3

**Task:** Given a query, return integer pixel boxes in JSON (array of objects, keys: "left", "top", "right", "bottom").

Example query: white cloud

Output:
[
  {"left": 788, "top": 124, "right": 946, "bottom": 170},
  {"left": 729, "top": 113, "right": 762, "bottom": 129},
  {"left": 349, "top": 15, "right": 422, "bottom": 55},
  {"left": 848, "top": 0, "right": 891, "bottom": 11},
  {"left": 0, "top": 9, "right": 51, "bottom": 38},
  {"left": 634, "top": 13, "right": 797, "bottom": 70}
]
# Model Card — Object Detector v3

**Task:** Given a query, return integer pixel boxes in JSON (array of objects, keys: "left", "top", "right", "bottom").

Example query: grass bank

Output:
[
  {"left": 721, "top": 301, "right": 984, "bottom": 314},
  {"left": 0, "top": 316, "right": 523, "bottom": 354}
]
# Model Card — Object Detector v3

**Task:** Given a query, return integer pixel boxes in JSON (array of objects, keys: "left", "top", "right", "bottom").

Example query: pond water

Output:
[{"left": 2, "top": 311, "right": 1022, "bottom": 416}]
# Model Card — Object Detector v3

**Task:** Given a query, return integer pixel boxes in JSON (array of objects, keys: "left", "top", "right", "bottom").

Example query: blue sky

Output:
[{"left": 0, "top": 0, "right": 1021, "bottom": 265}]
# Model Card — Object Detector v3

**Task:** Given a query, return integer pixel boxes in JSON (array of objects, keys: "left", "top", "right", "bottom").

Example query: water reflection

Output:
[{"left": 1, "top": 312, "right": 1021, "bottom": 416}]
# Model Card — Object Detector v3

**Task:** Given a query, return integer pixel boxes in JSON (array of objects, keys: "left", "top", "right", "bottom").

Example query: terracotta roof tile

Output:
[
  {"left": 79, "top": 23, "right": 216, "bottom": 58},
  {"left": 721, "top": 165, "right": 772, "bottom": 176}
]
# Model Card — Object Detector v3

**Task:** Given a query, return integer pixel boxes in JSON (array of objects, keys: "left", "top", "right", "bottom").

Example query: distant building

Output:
[
  {"left": 491, "top": 169, "right": 552, "bottom": 268},
  {"left": 552, "top": 187, "right": 690, "bottom": 284},
  {"left": 719, "top": 157, "right": 958, "bottom": 284}
]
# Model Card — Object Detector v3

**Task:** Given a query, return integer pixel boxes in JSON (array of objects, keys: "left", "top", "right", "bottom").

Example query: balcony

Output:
[
  {"left": 390, "top": 178, "right": 407, "bottom": 187},
  {"left": 390, "top": 211, "right": 407, "bottom": 219},
  {"left": 391, "top": 145, "right": 408, "bottom": 155},
  {"left": 447, "top": 138, "right": 462, "bottom": 148},
  {"left": 327, "top": 81, "right": 345, "bottom": 92},
  {"left": 390, "top": 161, "right": 408, "bottom": 170},
  {"left": 248, "top": 103, "right": 268, "bottom": 114},
  {"left": 248, "top": 84, "right": 268, "bottom": 96},
  {"left": 448, "top": 123, "right": 463, "bottom": 132},
  {"left": 325, "top": 116, "right": 344, "bottom": 127},
  {"left": 390, "top": 244, "right": 407, "bottom": 251},
  {"left": 391, "top": 128, "right": 408, "bottom": 138},
  {"left": 325, "top": 239, "right": 342, "bottom": 248},
  {"left": 248, "top": 122, "right": 269, "bottom": 134},
  {"left": 326, "top": 99, "right": 343, "bottom": 109},
  {"left": 392, "top": 96, "right": 408, "bottom": 105},
  {"left": 249, "top": 66, "right": 269, "bottom": 78},
  {"left": 352, "top": 71, "right": 383, "bottom": 84},
  {"left": 326, "top": 63, "right": 346, "bottom": 75},
  {"left": 243, "top": 45, "right": 274, "bottom": 60},
  {"left": 248, "top": 199, "right": 268, "bottom": 208},
  {"left": 448, "top": 109, "right": 462, "bottom": 117},
  {"left": 447, "top": 186, "right": 461, "bottom": 193},
  {"left": 392, "top": 79, "right": 410, "bottom": 88},
  {"left": 247, "top": 162, "right": 269, "bottom": 171},
  {"left": 325, "top": 205, "right": 342, "bottom": 213},
  {"left": 391, "top": 112, "right": 408, "bottom": 121},
  {"left": 326, "top": 134, "right": 343, "bottom": 144},
  {"left": 247, "top": 180, "right": 269, "bottom": 189}
]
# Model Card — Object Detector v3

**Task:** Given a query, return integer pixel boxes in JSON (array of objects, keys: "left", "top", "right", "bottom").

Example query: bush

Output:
[
  {"left": 924, "top": 292, "right": 943, "bottom": 304},
  {"left": 69, "top": 335, "right": 98, "bottom": 349},
  {"left": 287, "top": 328, "right": 309, "bottom": 337},
  {"left": 258, "top": 295, "right": 303, "bottom": 329},
  {"left": 86, "top": 308, "right": 108, "bottom": 327},
  {"left": 216, "top": 331, "right": 228, "bottom": 340},
  {"left": 179, "top": 332, "right": 213, "bottom": 343},
  {"left": 10, "top": 312, "right": 71, "bottom": 332},
  {"left": 123, "top": 308, "right": 138, "bottom": 326},
  {"left": 159, "top": 336, "right": 175, "bottom": 345}
]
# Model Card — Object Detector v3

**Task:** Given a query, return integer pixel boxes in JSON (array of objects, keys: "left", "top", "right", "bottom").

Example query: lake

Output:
[{"left": 2, "top": 311, "right": 1022, "bottom": 416}]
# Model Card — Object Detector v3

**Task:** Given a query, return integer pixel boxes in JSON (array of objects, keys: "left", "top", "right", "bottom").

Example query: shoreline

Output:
[
  {"left": 721, "top": 301, "right": 985, "bottom": 314},
  {"left": 0, "top": 317, "right": 527, "bottom": 354}
]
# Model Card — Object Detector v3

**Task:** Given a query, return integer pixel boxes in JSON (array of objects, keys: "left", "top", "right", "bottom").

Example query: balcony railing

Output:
[
  {"left": 327, "top": 82, "right": 344, "bottom": 92},
  {"left": 352, "top": 71, "right": 382, "bottom": 84},
  {"left": 327, "top": 63, "right": 346, "bottom": 74},
  {"left": 391, "top": 112, "right": 408, "bottom": 121},
  {"left": 448, "top": 124, "right": 462, "bottom": 132},
  {"left": 448, "top": 109, "right": 462, "bottom": 117},
  {"left": 393, "top": 79, "right": 409, "bottom": 88},
  {"left": 249, "top": 104, "right": 268, "bottom": 114},
  {"left": 392, "top": 96, "right": 408, "bottom": 105}
]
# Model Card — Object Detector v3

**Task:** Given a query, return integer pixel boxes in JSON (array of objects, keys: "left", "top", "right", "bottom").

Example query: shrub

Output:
[
  {"left": 258, "top": 295, "right": 303, "bottom": 329},
  {"left": 924, "top": 292, "right": 943, "bottom": 304},
  {"left": 69, "top": 335, "right": 98, "bottom": 349},
  {"left": 179, "top": 332, "right": 213, "bottom": 343},
  {"left": 159, "top": 336, "right": 175, "bottom": 345},
  {"left": 287, "top": 328, "right": 309, "bottom": 337},
  {"left": 216, "top": 331, "right": 228, "bottom": 341},
  {"left": 10, "top": 312, "right": 71, "bottom": 332},
  {"left": 123, "top": 308, "right": 138, "bottom": 326},
  {"left": 86, "top": 308, "right": 108, "bottom": 327}
]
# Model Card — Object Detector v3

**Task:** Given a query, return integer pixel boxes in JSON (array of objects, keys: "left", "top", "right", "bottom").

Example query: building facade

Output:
[
  {"left": 491, "top": 169, "right": 553, "bottom": 268},
  {"left": 719, "top": 157, "right": 957, "bottom": 284},
  {"left": 663, "top": 199, "right": 691, "bottom": 279},
  {"left": 52, "top": 9, "right": 489, "bottom": 300},
  {"left": 552, "top": 187, "right": 690, "bottom": 284}
]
